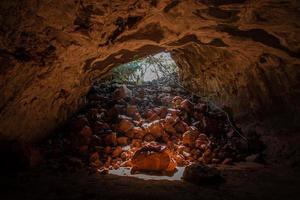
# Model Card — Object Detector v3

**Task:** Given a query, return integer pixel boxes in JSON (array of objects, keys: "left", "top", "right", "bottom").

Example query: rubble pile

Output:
[{"left": 42, "top": 77, "right": 263, "bottom": 175}]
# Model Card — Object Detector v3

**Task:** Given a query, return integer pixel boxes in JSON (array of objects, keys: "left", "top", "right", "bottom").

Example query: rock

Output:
[
  {"left": 117, "top": 137, "right": 128, "bottom": 146},
  {"left": 112, "top": 146, "right": 123, "bottom": 158},
  {"left": 167, "top": 108, "right": 180, "bottom": 117},
  {"left": 93, "top": 121, "right": 110, "bottom": 135},
  {"left": 89, "top": 152, "right": 102, "bottom": 168},
  {"left": 115, "top": 118, "right": 134, "bottom": 133},
  {"left": 131, "top": 139, "right": 142, "bottom": 148},
  {"left": 79, "top": 126, "right": 93, "bottom": 144},
  {"left": 183, "top": 164, "right": 223, "bottom": 185},
  {"left": 104, "top": 146, "right": 112, "bottom": 154},
  {"left": 202, "top": 148, "right": 214, "bottom": 164},
  {"left": 174, "top": 154, "right": 185, "bottom": 166},
  {"left": 127, "top": 126, "right": 145, "bottom": 139},
  {"left": 90, "top": 135, "right": 102, "bottom": 146},
  {"left": 145, "top": 109, "right": 160, "bottom": 121},
  {"left": 195, "top": 133, "right": 210, "bottom": 149},
  {"left": 222, "top": 158, "right": 233, "bottom": 165},
  {"left": 113, "top": 85, "right": 132, "bottom": 100},
  {"left": 87, "top": 108, "right": 101, "bottom": 122},
  {"left": 162, "top": 86, "right": 172, "bottom": 92},
  {"left": 182, "top": 130, "right": 197, "bottom": 147},
  {"left": 144, "top": 134, "right": 155, "bottom": 142},
  {"left": 174, "top": 120, "right": 189, "bottom": 134},
  {"left": 172, "top": 96, "right": 184, "bottom": 108},
  {"left": 180, "top": 99, "right": 194, "bottom": 113},
  {"left": 194, "top": 103, "right": 207, "bottom": 113},
  {"left": 78, "top": 145, "right": 89, "bottom": 155},
  {"left": 143, "top": 120, "right": 164, "bottom": 138},
  {"left": 245, "top": 154, "right": 261, "bottom": 162},
  {"left": 131, "top": 145, "right": 176, "bottom": 172},
  {"left": 160, "top": 95, "right": 172, "bottom": 105},
  {"left": 80, "top": 125, "right": 93, "bottom": 137},
  {"left": 126, "top": 105, "right": 139, "bottom": 117},
  {"left": 71, "top": 116, "right": 89, "bottom": 131},
  {"left": 67, "top": 156, "right": 84, "bottom": 168},
  {"left": 153, "top": 106, "right": 168, "bottom": 118},
  {"left": 105, "top": 132, "right": 117, "bottom": 146}
]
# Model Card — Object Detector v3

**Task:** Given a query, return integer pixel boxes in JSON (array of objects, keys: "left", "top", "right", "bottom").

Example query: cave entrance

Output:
[
  {"left": 106, "top": 52, "right": 179, "bottom": 85},
  {"left": 43, "top": 50, "right": 258, "bottom": 182}
]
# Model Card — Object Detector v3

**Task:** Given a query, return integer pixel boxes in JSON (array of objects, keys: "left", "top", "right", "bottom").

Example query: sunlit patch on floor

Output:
[{"left": 109, "top": 167, "right": 185, "bottom": 181}]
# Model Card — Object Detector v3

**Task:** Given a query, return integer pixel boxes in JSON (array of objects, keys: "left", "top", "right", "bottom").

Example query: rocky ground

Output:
[
  {"left": 1, "top": 162, "right": 300, "bottom": 200},
  {"left": 1, "top": 77, "right": 299, "bottom": 200},
  {"left": 38, "top": 75, "right": 265, "bottom": 182}
]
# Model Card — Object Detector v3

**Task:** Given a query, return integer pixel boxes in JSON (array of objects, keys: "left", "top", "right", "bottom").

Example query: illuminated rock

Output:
[{"left": 131, "top": 145, "right": 176, "bottom": 172}]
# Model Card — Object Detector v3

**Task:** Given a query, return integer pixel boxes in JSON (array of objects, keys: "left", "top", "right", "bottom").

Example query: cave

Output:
[{"left": 0, "top": 0, "right": 300, "bottom": 199}]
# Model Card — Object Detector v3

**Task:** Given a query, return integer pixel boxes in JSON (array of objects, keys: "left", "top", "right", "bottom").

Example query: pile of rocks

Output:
[{"left": 42, "top": 78, "right": 263, "bottom": 174}]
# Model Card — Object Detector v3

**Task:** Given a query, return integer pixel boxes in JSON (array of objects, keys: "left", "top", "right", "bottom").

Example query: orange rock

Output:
[
  {"left": 112, "top": 146, "right": 123, "bottom": 158},
  {"left": 127, "top": 127, "right": 146, "bottom": 139},
  {"left": 202, "top": 149, "right": 214, "bottom": 164},
  {"left": 174, "top": 120, "right": 189, "bottom": 133},
  {"left": 131, "top": 145, "right": 176, "bottom": 172},
  {"left": 145, "top": 109, "right": 160, "bottom": 121},
  {"left": 180, "top": 99, "right": 194, "bottom": 113},
  {"left": 131, "top": 139, "right": 142, "bottom": 148},
  {"left": 115, "top": 118, "right": 134, "bottom": 133},
  {"left": 172, "top": 96, "right": 184, "bottom": 108},
  {"left": 144, "top": 120, "right": 164, "bottom": 138},
  {"left": 195, "top": 133, "right": 210, "bottom": 149},
  {"left": 174, "top": 154, "right": 185, "bottom": 167},
  {"left": 117, "top": 137, "right": 128, "bottom": 146},
  {"left": 182, "top": 131, "right": 196, "bottom": 147},
  {"left": 89, "top": 152, "right": 100, "bottom": 162},
  {"left": 167, "top": 108, "right": 180, "bottom": 117},
  {"left": 153, "top": 106, "right": 168, "bottom": 118},
  {"left": 126, "top": 105, "right": 139, "bottom": 117},
  {"left": 80, "top": 126, "right": 93, "bottom": 143},
  {"left": 104, "top": 146, "right": 112, "bottom": 154},
  {"left": 105, "top": 132, "right": 117, "bottom": 146}
]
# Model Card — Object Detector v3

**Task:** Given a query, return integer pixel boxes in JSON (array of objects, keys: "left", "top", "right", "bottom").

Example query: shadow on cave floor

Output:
[{"left": 1, "top": 163, "right": 300, "bottom": 200}]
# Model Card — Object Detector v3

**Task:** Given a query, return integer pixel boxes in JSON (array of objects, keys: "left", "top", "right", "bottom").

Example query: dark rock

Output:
[{"left": 183, "top": 164, "right": 223, "bottom": 184}]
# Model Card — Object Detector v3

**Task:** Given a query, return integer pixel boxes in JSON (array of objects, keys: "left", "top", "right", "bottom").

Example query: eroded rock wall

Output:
[{"left": 0, "top": 0, "right": 299, "bottom": 142}]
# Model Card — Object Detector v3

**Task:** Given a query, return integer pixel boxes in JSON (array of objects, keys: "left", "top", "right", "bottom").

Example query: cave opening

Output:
[
  {"left": 1, "top": 0, "right": 300, "bottom": 198},
  {"left": 38, "top": 51, "right": 265, "bottom": 182}
]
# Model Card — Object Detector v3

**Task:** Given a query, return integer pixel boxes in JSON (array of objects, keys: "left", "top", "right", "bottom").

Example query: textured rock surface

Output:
[{"left": 0, "top": 0, "right": 299, "bottom": 141}]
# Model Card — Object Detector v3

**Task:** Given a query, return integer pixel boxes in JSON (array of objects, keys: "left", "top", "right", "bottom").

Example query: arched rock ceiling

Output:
[{"left": 0, "top": 0, "right": 299, "bottom": 141}]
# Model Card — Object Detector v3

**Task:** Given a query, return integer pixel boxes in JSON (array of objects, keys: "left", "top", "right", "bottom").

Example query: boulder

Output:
[
  {"left": 126, "top": 126, "right": 145, "bottom": 139},
  {"left": 143, "top": 120, "right": 164, "bottom": 138},
  {"left": 180, "top": 99, "right": 194, "bottom": 113},
  {"left": 117, "top": 137, "right": 129, "bottom": 146},
  {"left": 183, "top": 164, "right": 223, "bottom": 185},
  {"left": 131, "top": 145, "right": 176, "bottom": 172},
  {"left": 112, "top": 146, "right": 123, "bottom": 158},
  {"left": 172, "top": 96, "right": 184, "bottom": 108},
  {"left": 115, "top": 118, "right": 134, "bottom": 134},
  {"left": 105, "top": 132, "right": 117, "bottom": 146},
  {"left": 113, "top": 85, "right": 132, "bottom": 100}
]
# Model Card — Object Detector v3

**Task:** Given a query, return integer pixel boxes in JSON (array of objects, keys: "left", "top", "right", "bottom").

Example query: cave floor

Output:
[{"left": 1, "top": 162, "right": 299, "bottom": 200}]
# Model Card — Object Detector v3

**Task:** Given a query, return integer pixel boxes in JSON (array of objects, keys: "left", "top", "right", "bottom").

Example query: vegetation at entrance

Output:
[{"left": 110, "top": 52, "right": 178, "bottom": 84}]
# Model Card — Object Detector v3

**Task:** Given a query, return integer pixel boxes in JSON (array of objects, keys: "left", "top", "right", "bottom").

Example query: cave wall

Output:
[{"left": 0, "top": 0, "right": 299, "bottom": 142}]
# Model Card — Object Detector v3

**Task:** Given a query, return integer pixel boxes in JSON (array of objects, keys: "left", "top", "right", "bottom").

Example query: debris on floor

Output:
[{"left": 41, "top": 75, "right": 264, "bottom": 179}]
